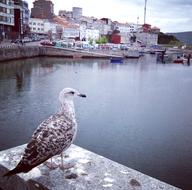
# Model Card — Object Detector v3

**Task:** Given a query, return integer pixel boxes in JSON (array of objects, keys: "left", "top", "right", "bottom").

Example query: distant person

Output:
[
  {"left": 162, "top": 48, "right": 166, "bottom": 63},
  {"left": 187, "top": 54, "right": 191, "bottom": 66}
]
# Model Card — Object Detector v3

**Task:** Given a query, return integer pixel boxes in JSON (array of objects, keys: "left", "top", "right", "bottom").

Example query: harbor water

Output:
[{"left": 0, "top": 55, "right": 192, "bottom": 189}]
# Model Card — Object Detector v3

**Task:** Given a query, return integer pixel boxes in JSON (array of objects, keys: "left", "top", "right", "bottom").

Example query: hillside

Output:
[
  {"left": 158, "top": 32, "right": 180, "bottom": 45},
  {"left": 167, "top": 31, "right": 192, "bottom": 45}
]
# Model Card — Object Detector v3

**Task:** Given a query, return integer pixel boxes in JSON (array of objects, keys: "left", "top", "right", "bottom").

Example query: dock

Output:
[{"left": 0, "top": 144, "right": 180, "bottom": 190}]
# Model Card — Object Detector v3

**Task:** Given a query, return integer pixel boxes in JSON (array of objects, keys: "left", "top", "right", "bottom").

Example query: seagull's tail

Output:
[
  {"left": 3, "top": 167, "right": 20, "bottom": 177},
  {"left": 3, "top": 161, "right": 27, "bottom": 177},
  {"left": 3, "top": 157, "right": 49, "bottom": 177}
]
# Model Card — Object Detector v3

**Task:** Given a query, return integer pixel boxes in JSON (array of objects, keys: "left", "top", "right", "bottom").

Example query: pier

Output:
[
  {"left": 0, "top": 144, "right": 180, "bottom": 190},
  {"left": 0, "top": 45, "right": 124, "bottom": 62}
]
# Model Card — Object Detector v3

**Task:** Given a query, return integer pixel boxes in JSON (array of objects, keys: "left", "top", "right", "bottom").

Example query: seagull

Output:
[{"left": 3, "top": 88, "right": 86, "bottom": 177}]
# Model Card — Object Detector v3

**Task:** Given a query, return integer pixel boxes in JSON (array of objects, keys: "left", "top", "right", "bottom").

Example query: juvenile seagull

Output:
[{"left": 4, "top": 88, "right": 86, "bottom": 176}]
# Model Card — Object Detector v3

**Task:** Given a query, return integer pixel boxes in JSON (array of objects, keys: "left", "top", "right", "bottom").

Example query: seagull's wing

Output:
[{"left": 4, "top": 113, "right": 72, "bottom": 176}]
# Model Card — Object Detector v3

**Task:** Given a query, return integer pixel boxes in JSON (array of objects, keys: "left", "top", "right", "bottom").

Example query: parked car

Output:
[
  {"left": 22, "top": 37, "right": 32, "bottom": 43},
  {"left": 11, "top": 39, "right": 22, "bottom": 44},
  {"left": 40, "top": 41, "right": 55, "bottom": 46},
  {"left": 11, "top": 38, "right": 31, "bottom": 44}
]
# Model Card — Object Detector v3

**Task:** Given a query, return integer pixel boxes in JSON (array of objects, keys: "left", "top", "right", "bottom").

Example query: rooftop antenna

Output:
[{"left": 144, "top": 0, "right": 147, "bottom": 24}]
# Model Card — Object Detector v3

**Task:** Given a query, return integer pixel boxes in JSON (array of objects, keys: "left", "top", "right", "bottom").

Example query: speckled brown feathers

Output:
[
  {"left": 4, "top": 113, "right": 77, "bottom": 176},
  {"left": 3, "top": 88, "right": 86, "bottom": 177}
]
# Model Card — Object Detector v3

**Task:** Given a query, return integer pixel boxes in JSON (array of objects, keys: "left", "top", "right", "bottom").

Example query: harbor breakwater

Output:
[{"left": 0, "top": 46, "right": 113, "bottom": 62}]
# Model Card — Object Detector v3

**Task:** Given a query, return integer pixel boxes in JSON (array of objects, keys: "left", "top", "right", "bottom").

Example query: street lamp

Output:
[{"left": 144, "top": 0, "right": 147, "bottom": 24}]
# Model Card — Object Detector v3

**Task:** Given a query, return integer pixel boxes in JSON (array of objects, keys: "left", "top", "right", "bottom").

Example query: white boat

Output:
[{"left": 124, "top": 49, "right": 140, "bottom": 58}]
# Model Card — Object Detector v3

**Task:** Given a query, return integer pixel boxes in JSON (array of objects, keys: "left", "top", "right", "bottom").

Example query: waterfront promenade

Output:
[
  {"left": 0, "top": 43, "right": 124, "bottom": 62},
  {"left": 0, "top": 41, "right": 191, "bottom": 63}
]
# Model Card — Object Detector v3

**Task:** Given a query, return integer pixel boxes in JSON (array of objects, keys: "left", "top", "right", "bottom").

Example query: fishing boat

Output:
[
  {"left": 110, "top": 57, "right": 124, "bottom": 63},
  {"left": 173, "top": 57, "right": 187, "bottom": 64}
]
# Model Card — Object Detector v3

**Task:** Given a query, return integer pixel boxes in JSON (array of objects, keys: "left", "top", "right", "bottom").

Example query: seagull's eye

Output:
[{"left": 69, "top": 91, "right": 75, "bottom": 95}]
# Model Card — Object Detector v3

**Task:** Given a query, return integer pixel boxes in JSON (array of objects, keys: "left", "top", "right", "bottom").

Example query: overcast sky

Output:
[{"left": 27, "top": 0, "right": 192, "bottom": 33}]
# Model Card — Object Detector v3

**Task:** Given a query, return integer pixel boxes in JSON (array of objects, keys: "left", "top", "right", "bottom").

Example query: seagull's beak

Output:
[{"left": 78, "top": 93, "right": 86, "bottom": 98}]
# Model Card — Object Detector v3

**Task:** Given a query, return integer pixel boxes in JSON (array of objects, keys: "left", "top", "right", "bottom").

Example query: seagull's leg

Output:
[
  {"left": 61, "top": 151, "right": 64, "bottom": 168},
  {"left": 45, "top": 157, "right": 58, "bottom": 170},
  {"left": 59, "top": 152, "right": 75, "bottom": 170}
]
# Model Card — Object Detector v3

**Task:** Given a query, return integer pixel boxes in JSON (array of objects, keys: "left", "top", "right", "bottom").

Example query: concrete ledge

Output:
[
  {"left": 0, "top": 46, "right": 121, "bottom": 62},
  {"left": 0, "top": 144, "right": 180, "bottom": 190}
]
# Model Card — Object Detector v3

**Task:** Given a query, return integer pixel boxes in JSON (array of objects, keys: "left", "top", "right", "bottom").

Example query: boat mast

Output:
[{"left": 144, "top": 0, "right": 147, "bottom": 24}]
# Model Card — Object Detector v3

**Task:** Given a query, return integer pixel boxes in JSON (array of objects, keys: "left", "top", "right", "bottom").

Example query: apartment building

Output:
[
  {"left": 29, "top": 16, "right": 80, "bottom": 40},
  {"left": 12, "top": 0, "right": 26, "bottom": 39},
  {"left": 72, "top": 7, "right": 82, "bottom": 20},
  {"left": 31, "top": 0, "right": 54, "bottom": 19},
  {"left": 22, "top": 0, "right": 29, "bottom": 25},
  {"left": 58, "top": 10, "right": 72, "bottom": 19},
  {"left": 0, "top": 0, "right": 14, "bottom": 39},
  {"left": 29, "top": 17, "right": 44, "bottom": 34}
]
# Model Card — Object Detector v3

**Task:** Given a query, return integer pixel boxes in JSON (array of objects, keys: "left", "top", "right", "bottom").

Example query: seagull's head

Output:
[{"left": 59, "top": 88, "right": 86, "bottom": 103}]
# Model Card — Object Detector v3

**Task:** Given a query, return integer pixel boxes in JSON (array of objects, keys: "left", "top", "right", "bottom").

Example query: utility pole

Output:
[
  {"left": 137, "top": 16, "right": 139, "bottom": 30},
  {"left": 144, "top": 0, "right": 147, "bottom": 24}
]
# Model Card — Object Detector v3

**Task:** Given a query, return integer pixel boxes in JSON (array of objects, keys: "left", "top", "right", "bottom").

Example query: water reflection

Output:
[
  {"left": 0, "top": 56, "right": 192, "bottom": 190},
  {"left": 15, "top": 72, "right": 24, "bottom": 91}
]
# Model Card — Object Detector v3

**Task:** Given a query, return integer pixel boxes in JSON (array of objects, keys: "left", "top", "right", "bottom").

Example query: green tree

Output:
[
  {"left": 88, "top": 38, "right": 94, "bottom": 45},
  {"left": 96, "top": 36, "right": 108, "bottom": 44}
]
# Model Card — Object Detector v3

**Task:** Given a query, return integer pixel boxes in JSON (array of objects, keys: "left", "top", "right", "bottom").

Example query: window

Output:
[
  {"left": 0, "top": 0, "right": 6, "bottom": 4},
  {"left": 10, "top": 9, "right": 14, "bottom": 15}
]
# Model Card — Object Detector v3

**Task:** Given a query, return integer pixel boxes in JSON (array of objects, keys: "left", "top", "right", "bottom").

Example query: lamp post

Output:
[
  {"left": 2, "top": 24, "right": 5, "bottom": 41},
  {"left": 144, "top": 0, "right": 147, "bottom": 24}
]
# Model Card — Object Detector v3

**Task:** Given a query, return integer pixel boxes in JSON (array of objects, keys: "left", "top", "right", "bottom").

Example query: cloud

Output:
[
  {"left": 141, "top": 0, "right": 192, "bottom": 32},
  {"left": 27, "top": 0, "right": 192, "bottom": 32}
]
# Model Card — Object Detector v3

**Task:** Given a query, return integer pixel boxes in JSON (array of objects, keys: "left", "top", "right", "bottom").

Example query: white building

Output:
[
  {"left": 29, "top": 18, "right": 45, "bottom": 34},
  {"left": 85, "top": 28, "right": 99, "bottom": 41},
  {"left": 128, "top": 23, "right": 138, "bottom": 33},
  {"left": 44, "top": 21, "right": 58, "bottom": 39},
  {"left": 89, "top": 19, "right": 112, "bottom": 36},
  {"left": 115, "top": 22, "right": 138, "bottom": 34},
  {"left": 29, "top": 17, "right": 80, "bottom": 40},
  {"left": 63, "top": 27, "right": 79, "bottom": 38},
  {"left": 116, "top": 23, "right": 130, "bottom": 34},
  {"left": 79, "top": 24, "right": 86, "bottom": 40},
  {"left": 136, "top": 32, "right": 158, "bottom": 45}
]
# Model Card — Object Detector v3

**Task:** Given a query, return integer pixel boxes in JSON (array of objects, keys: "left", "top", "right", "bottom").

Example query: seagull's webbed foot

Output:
[
  {"left": 59, "top": 162, "right": 75, "bottom": 170},
  {"left": 60, "top": 152, "right": 75, "bottom": 170},
  {"left": 45, "top": 158, "right": 58, "bottom": 170}
]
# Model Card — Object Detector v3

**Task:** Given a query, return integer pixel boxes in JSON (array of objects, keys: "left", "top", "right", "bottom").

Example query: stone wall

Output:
[
  {"left": 0, "top": 46, "right": 111, "bottom": 62},
  {"left": 0, "top": 46, "right": 40, "bottom": 62}
]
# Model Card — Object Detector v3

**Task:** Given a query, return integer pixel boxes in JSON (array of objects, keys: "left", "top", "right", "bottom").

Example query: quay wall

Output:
[
  {"left": 0, "top": 46, "right": 40, "bottom": 62},
  {"left": 0, "top": 46, "right": 111, "bottom": 62}
]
